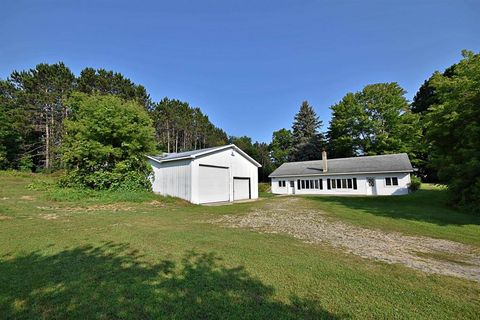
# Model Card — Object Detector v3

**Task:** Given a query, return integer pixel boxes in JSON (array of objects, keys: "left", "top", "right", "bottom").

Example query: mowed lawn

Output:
[{"left": 0, "top": 172, "right": 479, "bottom": 319}]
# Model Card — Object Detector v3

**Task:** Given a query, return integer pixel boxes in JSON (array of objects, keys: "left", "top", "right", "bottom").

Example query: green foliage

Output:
[
  {"left": 409, "top": 175, "right": 421, "bottom": 192},
  {"left": 425, "top": 50, "right": 480, "bottom": 213},
  {"left": 291, "top": 101, "right": 324, "bottom": 161},
  {"left": 270, "top": 128, "right": 293, "bottom": 166},
  {"left": 151, "top": 98, "right": 228, "bottom": 153},
  {"left": 77, "top": 67, "right": 153, "bottom": 110},
  {"left": 327, "top": 83, "right": 422, "bottom": 161},
  {"left": 228, "top": 136, "right": 274, "bottom": 182},
  {"left": 61, "top": 93, "right": 156, "bottom": 190}
]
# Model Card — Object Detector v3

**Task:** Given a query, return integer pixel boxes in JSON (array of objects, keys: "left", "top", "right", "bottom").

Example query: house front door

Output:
[{"left": 366, "top": 177, "right": 376, "bottom": 195}]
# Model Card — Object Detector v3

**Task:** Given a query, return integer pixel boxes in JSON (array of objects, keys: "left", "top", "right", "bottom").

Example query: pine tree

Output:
[{"left": 291, "top": 101, "right": 324, "bottom": 161}]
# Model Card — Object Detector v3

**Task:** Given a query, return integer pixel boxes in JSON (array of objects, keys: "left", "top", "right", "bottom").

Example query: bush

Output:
[
  {"left": 409, "top": 175, "right": 421, "bottom": 192},
  {"left": 61, "top": 93, "right": 156, "bottom": 190}
]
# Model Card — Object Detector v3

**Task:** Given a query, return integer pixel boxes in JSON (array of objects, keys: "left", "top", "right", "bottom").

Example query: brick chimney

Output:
[{"left": 322, "top": 149, "right": 328, "bottom": 172}]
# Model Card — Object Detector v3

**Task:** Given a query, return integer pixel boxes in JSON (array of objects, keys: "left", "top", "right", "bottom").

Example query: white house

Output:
[
  {"left": 270, "top": 151, "right": 413, "bottom": 196},
  {"left": 147, "top": 144, "right": 261, "bottom": 204}
]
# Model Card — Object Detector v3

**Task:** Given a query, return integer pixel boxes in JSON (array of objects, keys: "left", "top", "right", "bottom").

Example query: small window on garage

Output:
[
  {"left": 332, "top": 179, "right": 336, "bottom": 188},
  {"left": 319, "top": 179, "right": 323, "bottom": 190},
  {"left": 314, "top": 180, "right": 319, "bottom": 189},
  {"left": 347, "top": 179, "right": 352, "bottom": 189},
  {"left": 337, "top": 179, "right": 341, "bottom": 189},
  {"left": 392, "top": 177, "right": 398, "bottom": 185},
  {"left": 278, "top": 181, "right": 282, "bottom": 187},
  {"left": 353, "top": 178, "right": 357, "bottom": 189},
  {"left": 301, "top": 180, "right": 305, "bottom": 189}
]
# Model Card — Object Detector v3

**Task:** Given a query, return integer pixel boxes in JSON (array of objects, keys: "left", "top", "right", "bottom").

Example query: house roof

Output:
[
  {"left": 147, "top": 144, "right": 262, "bottom": 167},
  {"left": 269, "top": 153, "right": 413, "bottom": 177}
]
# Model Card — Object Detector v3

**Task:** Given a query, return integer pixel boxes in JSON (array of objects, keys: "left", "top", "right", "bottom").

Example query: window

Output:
[
  {"left": 314, "top": 180, "right": 319, "bottom": 189},
  {"left": 319, "top": 179, "right": 323, "bottom": 190},
  {"left": 278, "top": 181, "right": 282, "bottom": 187},
  {"left": 278, "top": 180, "right": 286, "bottom": 187},
  {"left": 298, "top": 179, "right": 301, "bottom": 190},
  {"left": 301, "top": 180, "right": 305, "bottom": 189},
  {"left": 386, "top": 177, "right": 392, "bottom": 186},
  {"left": 385, "top": 177, "right": 399, "bottom": 186},
  {"left": 290, "top": 181, "right": 294, "bottom": 188},
  {"left": 330, "top": 178, "right": 356, "bottom": 189}
]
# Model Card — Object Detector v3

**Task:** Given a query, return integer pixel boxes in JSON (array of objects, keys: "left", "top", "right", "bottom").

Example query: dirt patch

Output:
[
  {"left": 20, "top": 195, "right": 34, "bottom": 201},
  {"left": 0, "top": 215, "right": 12, "bottom": 221},
  {"left": 62, "top": 203, "right": 135, "bottom": 213},
  {"left": 1, "top": 197, "right": 9, "bottom": 200},
  {"left": 147, "top": 200, "right": 165, "bottom": 207},
  {"left": 39, "top": 213, "right": 60, "bottom": 220},
  {"left": 212, "top": 198, "right": 480, "bottom": 282}
]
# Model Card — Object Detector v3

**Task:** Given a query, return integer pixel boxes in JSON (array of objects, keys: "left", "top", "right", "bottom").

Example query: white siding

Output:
[
  {"left": 148, "top": 159, "right": 192, "bottom": 201},
  {"left": 191, "top": 147, "right": 259, "bottom": 204},
  {"left": 271, "top": 173, "right": 410, "bottom": 196}
]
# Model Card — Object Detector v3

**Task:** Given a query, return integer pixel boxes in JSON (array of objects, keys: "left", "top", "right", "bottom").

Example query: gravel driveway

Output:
[{"left": 212, "top": 197, "right": 480, "bottom": 282}]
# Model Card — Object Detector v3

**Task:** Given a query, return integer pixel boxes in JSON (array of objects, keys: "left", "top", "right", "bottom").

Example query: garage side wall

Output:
[
  {"left": 148, "top": 159, "right": 192, "bottom": 201},
  {"left": 191, "top": 148, "right": 259, "bottom": 204}
]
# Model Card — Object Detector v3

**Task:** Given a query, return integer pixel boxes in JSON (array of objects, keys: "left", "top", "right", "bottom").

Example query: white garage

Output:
[{"left": 147, "top": 144, "right": 261, "bottom": 204}]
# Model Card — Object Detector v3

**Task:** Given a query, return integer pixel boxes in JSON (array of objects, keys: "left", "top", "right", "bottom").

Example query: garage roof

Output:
[
  {"left": 147, "top": 144, "right": 261, "bottom": 167},
  {"left": 269, "top": 153, "right": 413, "bottom": 177}
]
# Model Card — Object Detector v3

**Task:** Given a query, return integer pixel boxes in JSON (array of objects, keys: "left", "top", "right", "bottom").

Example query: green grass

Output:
[
  {"left": 306, "top": 184, "right": 480, "bottom": 246},
  {"left": 0, "top": 172, "right": 479, "bottom": 319}
]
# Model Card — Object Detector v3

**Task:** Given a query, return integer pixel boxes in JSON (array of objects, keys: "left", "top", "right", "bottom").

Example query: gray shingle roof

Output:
[{"left": 269, "top": 153, "right": 413, "bottom": 177}]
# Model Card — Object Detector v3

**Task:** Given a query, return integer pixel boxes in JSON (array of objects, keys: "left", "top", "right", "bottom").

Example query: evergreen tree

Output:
[{"left": 291, "top": 101, "right": 324, "bottom": 161}]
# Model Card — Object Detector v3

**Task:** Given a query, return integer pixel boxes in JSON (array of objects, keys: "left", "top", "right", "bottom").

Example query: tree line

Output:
[
  {"left": 1, "top": 51, "right": 479, "bottom": 212},
  {"left": 0, "top": 63, "right": 227, "bottom": 172}
]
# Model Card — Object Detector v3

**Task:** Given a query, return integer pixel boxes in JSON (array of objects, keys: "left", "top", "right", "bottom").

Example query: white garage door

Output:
[
  {"left": 233, "top": 178, "right": 250, "bottom": 201},
  {"left": 198, "top": 165, "right": 229, "bottom": 203}
]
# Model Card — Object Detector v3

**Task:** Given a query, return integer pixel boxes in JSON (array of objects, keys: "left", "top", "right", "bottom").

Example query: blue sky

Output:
[{"left": 1, "top": 1, "right": 479, "bottom": 142}]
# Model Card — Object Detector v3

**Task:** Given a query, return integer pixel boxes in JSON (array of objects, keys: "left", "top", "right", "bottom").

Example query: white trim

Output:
[
  {"left": 269, "top": 170, "right": 413, "bottom": 178},
  {"left": 147, "top": 144, "right": 262, "bottom": 168}
]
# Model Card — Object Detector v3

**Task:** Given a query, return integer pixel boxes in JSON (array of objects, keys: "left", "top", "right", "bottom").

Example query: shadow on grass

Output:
[
  {"left": 308, "top": 188, "right": 480, "bottom": 226},
  {"left": 0, "top": 242, "right": 339, "bottom": 319}
]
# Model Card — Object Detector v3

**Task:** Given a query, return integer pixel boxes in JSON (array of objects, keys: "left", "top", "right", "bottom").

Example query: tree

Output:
[
  {"left": 327, "top": 83, "right": 421, "bottom": 162},
  {"left": 151, "top": 98, "right": 227, "bottom": 153},
  {"left": 291, "top": 101, "right": 324, "bottom": 161},
  {"left": 270, "top": 128, "right": 292, "bottom": 166},
  {"left": 7, "top": 62, "right": 76, "bottom": 170},
  {"left": 77, "top": 68, "right": 153, "bottom": 110},
  {"left": 410, "top": 65, "right": 458, "bottom": 182},
  {"left": 425, "top": 50, "right": 480, "bottom": 212},
  {"left": 61, "top": 93, "right": 156, "bottom": 190}
]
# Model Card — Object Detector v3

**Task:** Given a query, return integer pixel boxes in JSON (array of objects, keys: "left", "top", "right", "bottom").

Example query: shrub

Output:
[
  {"left": 61, "top": 93, "right": 156, "bottom": 190},
  {"left": 409, "top": 175, "right": 421, "bottom": 192}
]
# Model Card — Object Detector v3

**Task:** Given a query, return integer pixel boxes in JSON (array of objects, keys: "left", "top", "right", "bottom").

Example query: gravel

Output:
[{"left": 212, "top": 198, "right": 480, "bottom": 282}]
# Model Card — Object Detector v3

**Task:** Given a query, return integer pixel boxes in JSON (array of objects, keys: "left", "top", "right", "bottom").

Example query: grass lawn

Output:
[
  {"left": 0, "top": 172, "right": 479, "bottom": 319},
  {"left": 307, "top": 184, "right": 480, "bottom": 246}
]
